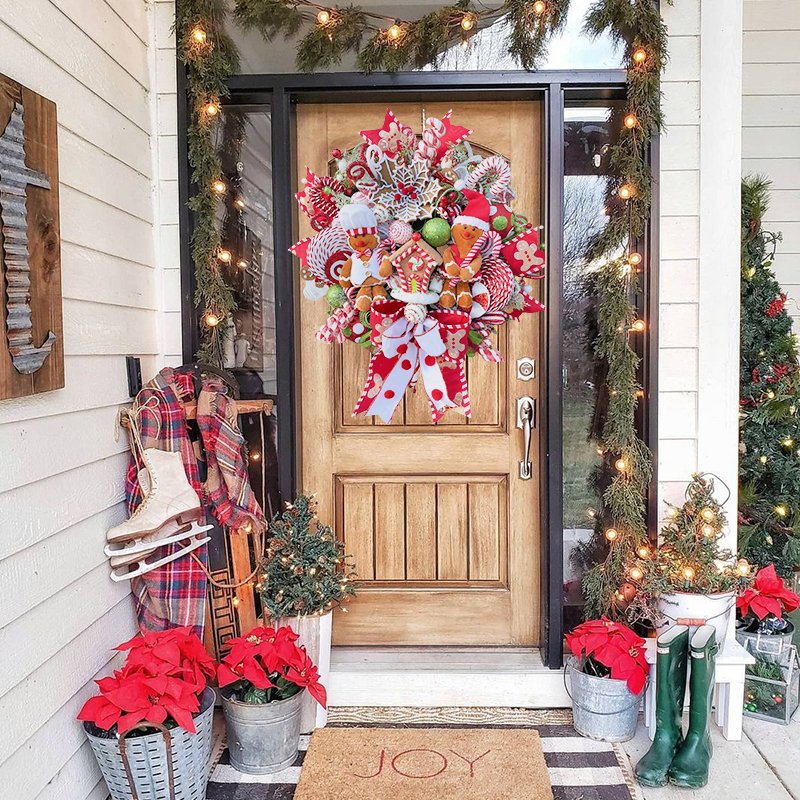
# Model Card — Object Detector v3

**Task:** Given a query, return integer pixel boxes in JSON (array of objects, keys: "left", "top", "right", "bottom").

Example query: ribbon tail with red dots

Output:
[{"left": 353, "top": 314, "right": 452, "bottom": 422}]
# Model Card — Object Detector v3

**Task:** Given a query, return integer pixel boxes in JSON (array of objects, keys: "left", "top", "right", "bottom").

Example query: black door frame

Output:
[{"left": 177, "top": 68, "right": 658, "bottom": 668}]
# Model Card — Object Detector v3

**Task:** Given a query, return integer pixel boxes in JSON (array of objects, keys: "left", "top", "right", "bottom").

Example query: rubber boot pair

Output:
[{"left": 635, "top": 625, "right": 718, "bottom": 789}]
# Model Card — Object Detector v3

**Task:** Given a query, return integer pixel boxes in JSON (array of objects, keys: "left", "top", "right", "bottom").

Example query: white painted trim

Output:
[
  {"left": 328, "top": 648, "right": 570, "bottom": 707},
  {"left": 697, "top": 0, "right": 744, "bottom": 553}
]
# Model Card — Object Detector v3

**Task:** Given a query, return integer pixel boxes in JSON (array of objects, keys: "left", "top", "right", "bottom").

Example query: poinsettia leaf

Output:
[
  {"left": 116, "top": 709, "right": 150, "bottom": 735},
  {"left": 164, "top": 702, "right": 196, "bottom": 733}
]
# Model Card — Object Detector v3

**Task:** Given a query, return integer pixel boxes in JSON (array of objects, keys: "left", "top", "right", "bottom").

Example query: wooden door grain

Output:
[{"left": 296, "top": 101, "right": 543, "bottom": 645}]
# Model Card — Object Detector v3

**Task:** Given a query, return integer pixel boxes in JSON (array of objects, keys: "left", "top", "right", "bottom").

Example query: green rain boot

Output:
[
  {"left": 634, "top": 625, "right": 689, "bottom": 787},
  {"left": 668, "top": 625, "right": 718, "bottom": 788}
]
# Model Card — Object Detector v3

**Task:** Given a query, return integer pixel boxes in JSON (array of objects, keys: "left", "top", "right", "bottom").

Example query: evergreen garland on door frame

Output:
[
  {"left": 739, "top": 176, "right": 800, "bottom": 578},
  {"left": 176, "top": 0, "right": 671, "bottom": 620}
]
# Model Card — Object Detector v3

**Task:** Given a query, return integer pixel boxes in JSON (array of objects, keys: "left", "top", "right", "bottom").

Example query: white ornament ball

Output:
[
  {"left": 403, "top": 303, "right": 428, "bottom": 324},
  {"left": 388, "top": 220, "right": 414, "bottom": 245}
]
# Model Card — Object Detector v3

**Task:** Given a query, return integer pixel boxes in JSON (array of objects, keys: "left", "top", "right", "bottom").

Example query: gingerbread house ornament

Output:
[{"left": 387, "top": 233, "right": 443, "bottom": 305}]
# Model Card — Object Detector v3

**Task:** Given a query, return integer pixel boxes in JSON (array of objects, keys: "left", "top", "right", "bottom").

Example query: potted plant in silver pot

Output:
[
  {"left": 78, "top": 627, "right": 217, "bottom": 800},
  {"left": 565, "top": 617, "right": 649, "bottom": 742},
  {"left": 259, "top": 494, "right": 357, "bottom": 732},
  {"left": 736, "top": 564, "right": 800, "bottom": 663},
  {"left": 217, "top": 624, "right": 327, "bottom": 774}
]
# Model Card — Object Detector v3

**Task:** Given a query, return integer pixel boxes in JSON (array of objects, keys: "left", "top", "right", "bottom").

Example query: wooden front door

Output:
[{"left": 296, "top": 101, "right": 543, "bottom": 646}]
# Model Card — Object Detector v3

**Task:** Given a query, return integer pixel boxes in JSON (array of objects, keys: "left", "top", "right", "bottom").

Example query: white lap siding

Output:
[
  {"left": 659, "top": 0, "right": 743, "bottom": 553},
  {"left": 0, "top": 1, "right": 179, "bottom": 798},
  {"left": 743, "top": 1, "right": 800, "bottom": 332}
]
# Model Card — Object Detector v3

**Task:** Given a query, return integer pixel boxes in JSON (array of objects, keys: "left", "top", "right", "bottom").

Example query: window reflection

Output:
[
  {"left": 214, "top": 107, "right": 276, "bottom": 397},
  {"left": 562, "top": 105, "right": 619, "bottom": 632}
]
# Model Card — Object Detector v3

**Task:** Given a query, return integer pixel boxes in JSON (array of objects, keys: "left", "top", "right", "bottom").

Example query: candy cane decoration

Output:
[
  {"left": 470, "top": 320, "right": 504, "bottom": 362},
  {"left": 415, "top": 117, "right": 446, "bottom": 166},
  {"left": 316, "top": 302, "right": 358, "bottom": 343},
  {"left": 466, "top": 155, "right": 513, "bottom": 202}
]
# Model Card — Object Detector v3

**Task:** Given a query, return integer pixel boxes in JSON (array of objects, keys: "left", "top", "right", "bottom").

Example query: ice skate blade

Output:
[
  {"left": 104, "top": 519, "right": 203, "bottom": 560},
  {"left": 105, "top": 506, "right": 205, "bottom": 544},
  {"left": 109, "top": 525, "right": 213, "bottom": 581}
]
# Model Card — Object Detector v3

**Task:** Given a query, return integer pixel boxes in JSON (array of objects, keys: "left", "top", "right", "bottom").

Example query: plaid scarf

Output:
[{"left": 125, "top": 367, "right": 264, "bottom": 635}]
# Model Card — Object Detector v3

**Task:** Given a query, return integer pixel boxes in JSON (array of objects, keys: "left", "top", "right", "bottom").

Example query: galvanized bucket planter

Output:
[
  {"left": 84, "top": 687, "right": 215, "bottom": 800},
  {"left": 737, "top": 620, "right": 795, "bottom": 665},
  {"left": 221, "top": 686, "right": 304, "bottom": 774},
  {"left": 567, "top": 658, "right": 642, "bottom": 742},
  {"left": 658, "top": 591, "right": 735, "bottom": 645}
]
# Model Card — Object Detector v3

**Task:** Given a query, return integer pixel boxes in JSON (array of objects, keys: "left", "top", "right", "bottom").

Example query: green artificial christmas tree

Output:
[
  {"left": 739, "top": 177, "right": 800, "bottom": 577},
  {"left": 259, "top": 494, "right": 357, "bottom": 618}
]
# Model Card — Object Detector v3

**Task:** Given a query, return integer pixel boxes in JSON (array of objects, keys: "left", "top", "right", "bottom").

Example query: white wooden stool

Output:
[{"left": 643, "top": 637, "right": 754, "bottom": 741}]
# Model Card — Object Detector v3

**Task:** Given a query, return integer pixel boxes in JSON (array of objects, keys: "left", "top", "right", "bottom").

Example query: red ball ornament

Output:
[
  {"left": 331, "top": 148, "right": 342, "bottom": 158},
  {"left": 621, "top": 582, "right": 637, "bottom": 602},
  {"left": 412, "top": 231, "right": 421, "bottom": 241}
]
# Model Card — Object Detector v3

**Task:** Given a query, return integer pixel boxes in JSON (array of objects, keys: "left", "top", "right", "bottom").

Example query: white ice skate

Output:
[
  {"left": 105, "top": 448, "right": 212, "bottom": 580},
  {"left": 108, "top": 523, "right": 212, "bottom": 582}
]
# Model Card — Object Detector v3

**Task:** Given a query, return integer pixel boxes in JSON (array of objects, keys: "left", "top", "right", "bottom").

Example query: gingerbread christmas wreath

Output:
[{"left": 291, "top": 109, "right": 545, "bottom": 423}]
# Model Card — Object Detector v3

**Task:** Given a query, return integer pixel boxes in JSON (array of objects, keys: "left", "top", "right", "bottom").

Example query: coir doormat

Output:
[
  {"left": 207, "top": 708, "right": 641, "bottom": 800},
  {"left": 293, "top": 727, "right": 551, "bottom": 800}
]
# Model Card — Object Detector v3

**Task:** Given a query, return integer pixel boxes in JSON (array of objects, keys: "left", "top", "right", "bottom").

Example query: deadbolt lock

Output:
[{"left": 516, "top": 357, "right": 536, "bottom": 381}]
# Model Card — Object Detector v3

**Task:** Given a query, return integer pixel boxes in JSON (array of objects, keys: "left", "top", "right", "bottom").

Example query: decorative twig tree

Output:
[{"left": 739, "top": 177, "right": 800, "bottom": 577}]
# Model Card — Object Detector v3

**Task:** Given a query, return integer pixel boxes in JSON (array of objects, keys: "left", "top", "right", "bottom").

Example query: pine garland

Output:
[
  {"left": 176, "top": 0, "right": 239, "bottom": 362},
  {"left": 580, "top": 259, "right": 652, "bottom": 619},
  {"left": 739, "top": 176, "right": 800, "bottom": 577},
  {"left": 235, "top": 1, "right": 572, "bottom": 74}
]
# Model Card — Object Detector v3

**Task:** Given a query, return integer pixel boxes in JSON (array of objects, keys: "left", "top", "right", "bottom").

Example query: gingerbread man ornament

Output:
[
  {"left": 440, "top": 189, "right": 490, "bottom": 312},
  {"left": 337, "top": 203, "right": 392, "bottom": 312}
]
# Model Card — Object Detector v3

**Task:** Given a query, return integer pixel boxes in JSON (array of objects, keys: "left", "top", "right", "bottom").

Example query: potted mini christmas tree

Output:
[
  {"left": 259, "top": 494, "right": 357, "bottom": 731},
  {"left": 637, "top": 474, "right": 751, "bottom": 643}
]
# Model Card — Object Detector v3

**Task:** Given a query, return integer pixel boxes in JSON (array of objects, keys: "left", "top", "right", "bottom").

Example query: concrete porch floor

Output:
[{"left": 622, "top": 714, "right": 800, "bottom": 799}]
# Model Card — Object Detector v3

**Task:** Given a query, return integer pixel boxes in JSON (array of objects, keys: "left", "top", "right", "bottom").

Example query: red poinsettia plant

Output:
[
  {"left": 566, "top": 617, "right": 649, "bottom": 695},
  {"left": 737, "top": 564, "right": 800, "bottom": 623},
  {"left": 77, "top": 627, "right": 215, "bottom": 736},
  {"left": 217, "top": 625, "right": 327, "bottom": 708}
]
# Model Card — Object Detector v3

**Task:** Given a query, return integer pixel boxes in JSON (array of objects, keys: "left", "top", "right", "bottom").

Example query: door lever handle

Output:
[{"left": 516, "top": 396, "right": 535, "bottom": 481}]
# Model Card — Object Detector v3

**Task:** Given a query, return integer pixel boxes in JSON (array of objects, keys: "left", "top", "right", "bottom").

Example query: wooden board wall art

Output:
[{"left": 0, "top": 75, "right": 63, "bottom": 400}]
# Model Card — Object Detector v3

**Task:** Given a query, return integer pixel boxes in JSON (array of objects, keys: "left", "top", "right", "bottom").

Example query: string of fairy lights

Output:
[{"left": 178, "top": 0, "right": 674, "bottom": 619}]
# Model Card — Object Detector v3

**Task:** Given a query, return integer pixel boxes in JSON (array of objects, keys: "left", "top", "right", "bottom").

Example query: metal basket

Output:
[{"left": 84, "top": 687, "right": 215, "bottom": 800}]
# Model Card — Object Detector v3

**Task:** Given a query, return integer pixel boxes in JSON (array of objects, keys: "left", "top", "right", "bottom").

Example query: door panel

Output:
[{"left": 296, "top": 101, "right": 542, "bottom": 645}]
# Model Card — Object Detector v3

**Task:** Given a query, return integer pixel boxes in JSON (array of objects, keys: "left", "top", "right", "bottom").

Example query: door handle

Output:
[{"left": 516, "top": 396, "right": 536, "bottom": 481}]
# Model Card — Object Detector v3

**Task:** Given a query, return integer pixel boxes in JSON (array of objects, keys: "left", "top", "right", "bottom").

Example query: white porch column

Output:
[{"left": 697, "top": 0, "right": 743, "bottom": 552}]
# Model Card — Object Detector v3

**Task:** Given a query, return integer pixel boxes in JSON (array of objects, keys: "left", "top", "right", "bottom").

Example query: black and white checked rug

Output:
[{"left": 206, "top": 708, "right": 641, "bottom": 800}]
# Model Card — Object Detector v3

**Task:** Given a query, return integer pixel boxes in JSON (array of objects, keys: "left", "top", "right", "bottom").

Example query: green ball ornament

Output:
[
  {"left": 326, "top": 284, "right": 347, "bottom": 308},
  {"left": 492, "top": 215, "right": 510, "bottom": 232},
  {"left": 421, "top": 217, "right": 451, "bottom": 247}
]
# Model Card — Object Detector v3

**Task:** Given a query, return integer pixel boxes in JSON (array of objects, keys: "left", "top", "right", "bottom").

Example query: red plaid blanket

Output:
[{"left": 125, "top": 367, "right": 264, "bottom": 635}]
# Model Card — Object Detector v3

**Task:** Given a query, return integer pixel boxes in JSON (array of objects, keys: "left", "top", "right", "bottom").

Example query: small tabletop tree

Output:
[{"left": 259, "top": 494, "right": 357, "bottom": 619}]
